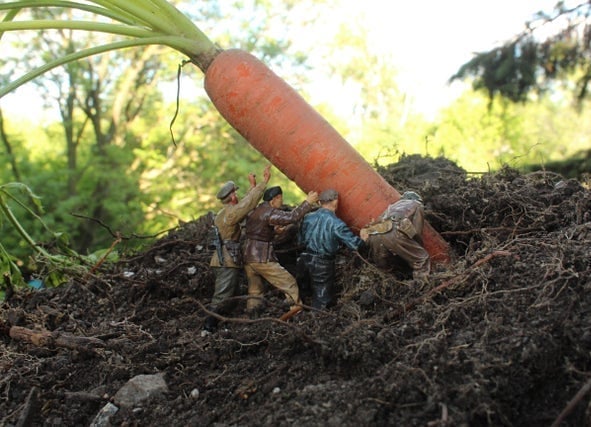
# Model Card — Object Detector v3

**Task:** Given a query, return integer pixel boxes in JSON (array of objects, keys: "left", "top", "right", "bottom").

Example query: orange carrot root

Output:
[{"left": 205, "top": 49, "right": 451, "bottom": 263}]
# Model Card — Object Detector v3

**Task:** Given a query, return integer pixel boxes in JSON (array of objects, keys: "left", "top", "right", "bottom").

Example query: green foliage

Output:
[
  {"left": 452, "top": 40, "right": 539, "bottom": 103},
  {"left": 0, "top": 241, "right": 24, "bottom": 291},
  {"left": 451, "top": 1, "right": 591, "bottom": 105},
  {"left": 0, "top": 182, "right": 103, "bottom": 295},
  {"left": 422, "top": 91, "right": 591, "bottom": 173}
]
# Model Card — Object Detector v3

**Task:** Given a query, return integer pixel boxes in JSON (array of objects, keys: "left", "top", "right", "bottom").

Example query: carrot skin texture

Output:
[{"left": 205, "top": 49, "right": 450, "bottom": 263}]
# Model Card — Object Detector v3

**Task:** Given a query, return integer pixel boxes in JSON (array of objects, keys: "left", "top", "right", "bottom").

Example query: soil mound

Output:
[{"left": 2, "top": 154, "right": 591, "bottom": 426}]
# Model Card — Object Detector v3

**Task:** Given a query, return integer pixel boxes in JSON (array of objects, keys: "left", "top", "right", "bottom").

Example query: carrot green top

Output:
[{"left": 0, "top": 0, "right": 219, "bottom": 98}]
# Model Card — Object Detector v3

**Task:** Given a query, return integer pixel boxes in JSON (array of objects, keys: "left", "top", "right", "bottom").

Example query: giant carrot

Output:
[
  {"left": 204, "top": 49, "right": 451, "bottom": 263},
  {"left": 0, "top": 1, "right": 451, "bottom": 263}
]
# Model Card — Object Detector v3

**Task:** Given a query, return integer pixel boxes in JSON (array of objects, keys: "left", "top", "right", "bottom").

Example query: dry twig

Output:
[
  {"left": 8, "top": 326, "right": 105, "bottom": 354},
  {"left": 550, "top": 377, "right": 591, "bottom": 427},
  {"left": 390, "top": 250, "right": 514, "bottom": 319}
]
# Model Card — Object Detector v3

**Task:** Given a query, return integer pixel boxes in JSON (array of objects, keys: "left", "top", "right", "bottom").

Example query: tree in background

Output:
[
  {"left": 451, "top": 1, "right": 591, "bottom": 106},
  {"left": 0, "top": 108, "right": 21, "bottom": 182},
  {"left": 424, "top": 89, "right": 591, "bottom": 173},
  {"left": 3, "top": 6, "right": 170, "bottom": 253},
  {"left": 0, "top": 0, "right": 324, "bottom": 261}
]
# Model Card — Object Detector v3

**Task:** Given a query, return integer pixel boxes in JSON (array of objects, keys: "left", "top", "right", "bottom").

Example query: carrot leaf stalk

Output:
[{"left": 0, "top": 0, "right": 219, "bottom": 97}]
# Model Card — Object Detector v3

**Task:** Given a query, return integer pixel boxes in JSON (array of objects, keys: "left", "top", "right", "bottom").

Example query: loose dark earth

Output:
[{"left": 2, "top": 155, "right": 591, "bottom": 426}]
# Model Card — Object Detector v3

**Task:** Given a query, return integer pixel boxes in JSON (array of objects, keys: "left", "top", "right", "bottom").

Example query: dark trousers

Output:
[
  {"left": 296, "top": 252, "right": 336, "bottom": 309},
  {"left": 211, "top": 267, "right": 241, "bottom": 312},
  {"left": 204, "top": 267, "right": 241, "bottom": 331}
]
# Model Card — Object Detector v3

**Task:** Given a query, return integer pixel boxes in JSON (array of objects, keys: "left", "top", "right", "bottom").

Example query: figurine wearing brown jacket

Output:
[
  {"left": 243, "top": 186, "right": 318, "bottom": 316},
  {"left": 360, "top": 191, "right": 430, "bottom": 280}
]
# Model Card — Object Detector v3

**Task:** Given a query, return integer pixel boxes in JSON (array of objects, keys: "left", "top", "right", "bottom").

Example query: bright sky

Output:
[{"left": 334, "top": 0, "right": 558, "bottom": 118}]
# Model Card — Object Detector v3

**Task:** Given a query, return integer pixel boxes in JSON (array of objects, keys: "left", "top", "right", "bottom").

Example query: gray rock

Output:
[
  {"left": 90, "top": 402, "right": 119, "bottom": 427},
  {"left": 113, "top": 373, "right": 168, "bottom": 408}
]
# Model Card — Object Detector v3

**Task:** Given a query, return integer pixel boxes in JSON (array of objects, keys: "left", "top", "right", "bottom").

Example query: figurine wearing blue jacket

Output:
[{"left": 297, "top": 189, "right": 365, "bottom": 309}]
